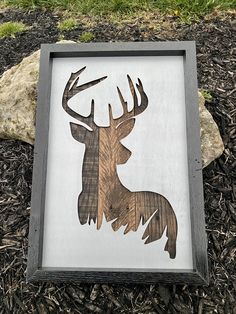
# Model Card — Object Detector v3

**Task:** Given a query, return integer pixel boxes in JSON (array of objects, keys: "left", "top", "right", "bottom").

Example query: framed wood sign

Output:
[{"left": 27, "top": 42, "right": 208, "bottom": 284}]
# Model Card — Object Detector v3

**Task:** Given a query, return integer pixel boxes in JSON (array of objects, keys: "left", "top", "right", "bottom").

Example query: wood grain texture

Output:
[
  {"left": 62, "top": 68, "right": 178, "bottom": 259},
  {"left": 70, "top": 122, "right": 99, "bottom": 225},
  {"left": 29, "top": 269, "right": 206, "bottom": 285},
  {"left": 98, "top": 118, "right": 177, "bottom": 259}
]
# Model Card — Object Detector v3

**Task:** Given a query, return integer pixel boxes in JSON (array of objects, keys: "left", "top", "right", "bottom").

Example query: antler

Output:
[
  {"left": 62, "top": 66, "right": 107, "bottom": 129},
  {"left": 109, "top": 75, "right": 148, "bottom": 126}
]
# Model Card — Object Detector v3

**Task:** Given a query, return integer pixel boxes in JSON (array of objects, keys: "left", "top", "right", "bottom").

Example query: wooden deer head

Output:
[{"left": 62, "top": 67, "right": 178, "bottom": 259}]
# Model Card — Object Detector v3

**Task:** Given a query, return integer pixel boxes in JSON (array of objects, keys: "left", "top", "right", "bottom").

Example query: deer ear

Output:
[
  {"left": 70, "top": 122, "right": 91, "bottom": 143},
  {"left": 117, "top": 118, "right": 135, "bottom": 140}
]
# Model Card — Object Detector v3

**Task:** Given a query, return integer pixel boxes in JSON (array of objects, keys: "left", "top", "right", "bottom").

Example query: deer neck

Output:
[
  {"left": 97, "top": 128, "right": 129, "bottom": 226},
  {"left": 80, "top": 127, "right": 128, "bottom": 229},
  {"left": 79, "top": 128, "right": 99, "bottom": 214},
  {"left": 98, "top": 128, "right": 125, "bottom": 191}
]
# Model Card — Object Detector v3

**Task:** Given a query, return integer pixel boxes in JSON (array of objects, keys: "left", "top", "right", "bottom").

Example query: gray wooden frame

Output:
[{"left": 27, "top": 42, "right": 208, "bottom": 285}]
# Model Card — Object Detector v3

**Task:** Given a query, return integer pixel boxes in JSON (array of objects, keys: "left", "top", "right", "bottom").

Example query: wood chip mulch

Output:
[{"left": 0, "top": 9, "right": 235, "bottom": 314}]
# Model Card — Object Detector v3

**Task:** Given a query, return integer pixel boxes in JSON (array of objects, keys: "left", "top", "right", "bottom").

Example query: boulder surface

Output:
[
  {"left": 0, "top": 50, "right": 39, "bottom": 145},
  {"left": 198, "top": 91, "right": 224, "bottom": 167}
]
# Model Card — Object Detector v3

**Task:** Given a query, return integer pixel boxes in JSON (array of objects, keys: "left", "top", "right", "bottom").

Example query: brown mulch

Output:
[{"left": 0, "top": 9, "right": 236, "bottom": 314}]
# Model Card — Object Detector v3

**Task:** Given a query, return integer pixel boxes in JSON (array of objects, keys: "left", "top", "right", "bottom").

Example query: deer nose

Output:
[{"left": 117, "top": 145, "right": 132, "bottom": 165}]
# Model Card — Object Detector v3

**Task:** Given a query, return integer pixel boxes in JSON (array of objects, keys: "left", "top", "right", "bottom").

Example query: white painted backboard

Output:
[{"left": 42, "top": 56, "right": 193, "bottom": 270}]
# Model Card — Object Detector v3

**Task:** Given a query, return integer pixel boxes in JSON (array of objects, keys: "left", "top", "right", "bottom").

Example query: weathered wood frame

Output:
[{"left": 27, "top": 42, "right": 208, "bottom": 285}]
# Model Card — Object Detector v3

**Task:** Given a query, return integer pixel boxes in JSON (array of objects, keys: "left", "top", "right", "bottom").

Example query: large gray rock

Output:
[
  {"left": 0, "top": 50, "right": 39, "bottom": 144},
  {"left": 0, "top": 50, "right": 224, "bottom": 167},
  {"left": 198, "top": 91, "right": 224, "bottom": 167},
  {"left": 0, "top": 41, "right": 76, "bottom": 145}
]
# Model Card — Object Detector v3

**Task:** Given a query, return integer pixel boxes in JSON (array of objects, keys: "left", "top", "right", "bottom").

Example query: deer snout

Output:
[{"left": 117, "top": 145, "right": 132, "bottom": 164}]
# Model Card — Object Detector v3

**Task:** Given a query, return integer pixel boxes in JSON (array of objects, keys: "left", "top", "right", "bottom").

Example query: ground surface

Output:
[{"left": 0, "top": 9, "right": 236, "bottom": 314}]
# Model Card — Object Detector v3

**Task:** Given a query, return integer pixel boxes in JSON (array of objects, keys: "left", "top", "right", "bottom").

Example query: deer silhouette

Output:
[{"left": 62, "top": 66, "right": 178, "bottom": 258}]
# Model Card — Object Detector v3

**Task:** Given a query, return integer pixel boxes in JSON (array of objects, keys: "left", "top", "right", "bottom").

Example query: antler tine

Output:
[
  {"left": 135, "top": 78, "right": 148, "bottom": 115},
  {"left": 62, "top": 66, "right": 107, "bottom": 129},
  {"left": 69, "top": 66, "right": 86, "bottom": 89},
  {"left": 108, "top": 103, "right": 113, "bottom": 125},
  {"left": 127, "top": 75, "right": 138, "bottom": 112},
  {"left": 71, "top": 76, "right": 107, "bottom": 98},
  {"left": 117, "top": 87, "right": 128, "bottom": 114},
  {"left": 114, "top": 76, "right": 148, "bottom": 126},
  {"left": 90, "top": 99, "right": 95, "bottom": 119}
]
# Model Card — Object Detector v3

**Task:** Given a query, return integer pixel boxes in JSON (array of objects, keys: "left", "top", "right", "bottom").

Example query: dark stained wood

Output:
[
  {"left": 29, "top": 268, "right": 205, "bottom": 285},
  {"left": 99, "top": 123, "right": 177, "bottom": 258},
  {"left": 70, "top": 122, "right": 99, "bottom": 225},
  {"left": 62, "top": 69, "right": 107, "bottom": 225},
  {"left": 62, "top": 66, "right": 107, "bottom": 129},
  {"left": 62, "top": 68, "right": 178, "bottom": 259},
  {"left": 98, "top": 121, "right": 133, "bottom": 228}
]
